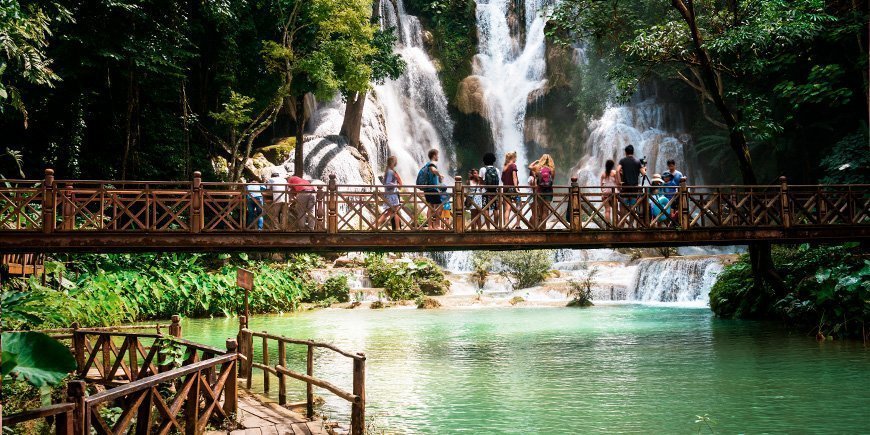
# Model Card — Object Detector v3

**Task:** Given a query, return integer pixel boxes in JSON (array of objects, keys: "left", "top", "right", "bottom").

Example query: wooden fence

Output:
[
  {"left": 1, "top": 317, "right": 240, "bottom": 435},
  {"left": 237, "top": 317, "right": 366, "bottom": 435}
]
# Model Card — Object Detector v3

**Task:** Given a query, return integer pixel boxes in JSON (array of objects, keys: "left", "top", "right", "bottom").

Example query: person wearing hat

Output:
[{"left": 649, "top": 174, "right": 672, "bottom": 225}]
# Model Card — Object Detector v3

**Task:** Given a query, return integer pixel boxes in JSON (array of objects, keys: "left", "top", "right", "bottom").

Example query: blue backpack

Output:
[{"left": 416, "top": 163, "right": 439, "bottom": 191}]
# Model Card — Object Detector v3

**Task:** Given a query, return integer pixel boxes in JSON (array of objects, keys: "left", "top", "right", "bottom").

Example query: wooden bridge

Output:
[{"left": 1, "top": 169, "right": 867, "bottom": 252}]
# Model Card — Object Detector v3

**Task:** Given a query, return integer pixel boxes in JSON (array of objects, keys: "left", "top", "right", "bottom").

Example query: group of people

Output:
[
  {"left": 243, "top": 144, "right": 686, "bottom": 232},
  {"left": 601, "top": 144, "right": 685, "bottom": 225},
  {"left": 376, "top": 148, "right": 559, "bottom": 230},
  {"left": 244, "top": 172, "right": 319, "bottom": 230}
]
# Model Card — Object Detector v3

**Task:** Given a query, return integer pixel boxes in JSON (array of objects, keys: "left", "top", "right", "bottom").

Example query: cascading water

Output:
[
  {"left": 473, "top": 0, "right": 551, "bottom": 170},
  {"left": 375, "top": 0, "right": 455, "bottom": 182},
  {"left": 629, "top": 256, "right": 723, "bottom": 303}
]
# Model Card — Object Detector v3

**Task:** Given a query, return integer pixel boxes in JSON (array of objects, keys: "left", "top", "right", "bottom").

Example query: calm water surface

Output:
[{"left": 181, "top": 305, "right": 870, "bottom": 434}]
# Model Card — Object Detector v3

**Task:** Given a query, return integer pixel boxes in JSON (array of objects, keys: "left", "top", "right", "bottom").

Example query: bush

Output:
[
  {"left": 567, "top": 266, "right": 597, "bottom": 307},
  {"left": 2, "top": 253, "right": 325, "bottom": 328},
  {"left": 305, "top": 274, "right": 350, "bottom": 304},
  {"left": 493, "top": 250, "right": 553, "bottom": 289},
  {"left": 710, "top": 244, "right": 869, "bottom": 339},
  {"left": 416, "top": 296, "right": 441, "bottom": 309},
  {"left": 509, "top": 296, "right": 524, "bottom": 305},
  {"left": 364, "top": 255, "right": 450, "bottom": 300}
]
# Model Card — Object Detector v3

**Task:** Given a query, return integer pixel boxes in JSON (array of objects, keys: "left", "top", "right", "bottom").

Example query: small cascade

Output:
[{"left": 629, "top": 256, "right": 723, "bottom": 303}]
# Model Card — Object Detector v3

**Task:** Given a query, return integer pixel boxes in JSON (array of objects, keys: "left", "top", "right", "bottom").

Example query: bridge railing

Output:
[{"left": 2, "top": 170, "right": 868, "bottom": 234}]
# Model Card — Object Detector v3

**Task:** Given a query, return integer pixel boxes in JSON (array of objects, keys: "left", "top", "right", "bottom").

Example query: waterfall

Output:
[
  {"left": 629, "top": 256, "right": 723, "bottom": 303},
  {"left": 473, "top": 0, "right": 551, "bottom": 170},
  {"left": 572, "top": 97, "right": 698, "bottom": 187},
  {"left": 376, "top": 0, "right": 455, "bottom": 182}
]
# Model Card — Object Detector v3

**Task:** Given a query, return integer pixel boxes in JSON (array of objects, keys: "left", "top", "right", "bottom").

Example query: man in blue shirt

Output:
[{"left": 663, "top": 159, "right": 684, "bottom": 199}]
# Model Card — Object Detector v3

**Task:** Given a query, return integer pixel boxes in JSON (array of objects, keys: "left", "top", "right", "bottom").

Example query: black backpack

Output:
[{"left": 483, "top": 166, "right": 499, "bottom": 192}]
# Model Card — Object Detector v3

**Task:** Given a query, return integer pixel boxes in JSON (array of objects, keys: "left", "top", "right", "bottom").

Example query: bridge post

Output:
[
  {"left": 570, "top": 177, "right": 581, "bottom": 232},
  {"left": 679, "top": 178, "right": 689, "bottom": 229},
  {"left": 224, "top": 338, "right": 239, "bottom": 417},
  {"left": 327, "top": 174, "right": 338, "bottom": 234},
  {"left": 779, "top": 176, "right": 791, "bottom": 228},
  {"left": 454, "top": 176, "right": 464, "bottom": 233},
  {"left": 191, "top": 171, "right": 203, "bottom": 233},
  {"left": 61, "top": 185, "right": 74, "bottom": 230},
  {"left": 42, "top": 169, "right": 56, "bottom": 233}
]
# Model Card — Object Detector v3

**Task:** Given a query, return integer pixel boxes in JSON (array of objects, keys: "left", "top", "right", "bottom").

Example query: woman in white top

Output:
[
  {"left": 600, "top": 159, "right": 620, "bottom": 224},
  {"left": 376, "top": 156, "right": 403, "bottom": 230}
]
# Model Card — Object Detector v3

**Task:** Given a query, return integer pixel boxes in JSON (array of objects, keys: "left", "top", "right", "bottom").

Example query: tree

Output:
[
  {"left": 262, "top": 0, "right": 382, "bottom": 176},
  {"left": 339, "top": 26, "right": 405, "bottom": 154},
  {"left": 199, "top": 91, "right": 280, "bottom": 181},
  {"left": 0, "top": 0, "right": 70, "bottom": 127},
  {"left": 550, "top": 0, "right": 867, "bottom": 294}
]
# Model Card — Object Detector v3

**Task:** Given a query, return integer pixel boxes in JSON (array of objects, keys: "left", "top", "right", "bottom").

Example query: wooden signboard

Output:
[{"left": 236, "top": 268, "right": 254, "bottom": 290}]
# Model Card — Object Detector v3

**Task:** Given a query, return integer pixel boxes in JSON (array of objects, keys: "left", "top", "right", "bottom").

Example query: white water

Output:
[
  {"left": 573, "top": 97, "right": 697, "bottom": 186},
  {"left": 376, "top": 0, "right": 455, "bottom": 182},
  {"left": 629, "top": 256, "right": 723, "bottom": 303},
  {"left": 474, "top": 0, "right": 551, "bottom": 170}
]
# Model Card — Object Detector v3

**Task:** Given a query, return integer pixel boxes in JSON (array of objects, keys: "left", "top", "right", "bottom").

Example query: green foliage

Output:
[
  {"left": 0, "top": 0, "right": 71, "bottom": 123},
  {"left": 819, "top": 127, "right": 870, "bottom": 185},
  {"left": 492, "top": 250, "right": 553, "bottom": 290},
  {"left": 364, "top": 255, "right": 448, "bottom": 301},
  {"left": 550, "top": 0, "right": 869, "bottom": 184},
  {"left": 567, "top": 266, "right": 597, "bottom": 307},
  {"left": 306, "top": 274, "right": 351, "bottom": 304},
  {"left": 1, "top": 332, "right": 76, "bottom": 388},
  {"left": 405, "top": 0, "right": 477, "bottom": 101},
  {"left": 4, "top": 253, "right": 328, "bottom": 329},
  {"left": 710, "top": 244, "right": 869, "bottom": 339},
  {"left": 156, "top": 337, "right": 191, "bottom": 369}
]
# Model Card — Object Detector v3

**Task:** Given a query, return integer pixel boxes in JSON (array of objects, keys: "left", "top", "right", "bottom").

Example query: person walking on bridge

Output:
[
  {"left": 502, "top": 151, "right": 520, "bottom": 229},
  {"left": 600, "top": 159, "right": 619, "bottom": 224},
  {"left": 287, "top": 175, "right": 316, "bottom": 231},
  {"left": 479, "top": 152, "right": 500, "bottom": 229},
  {"left": 530, "top": 154, "right": 555, "bottom": 229},
  {"left": 418, "top": 149, "right": 444, "bottom": 230},
  {"left": 244, "top": 176, "right": 266, "bottom": 230},
  {"left": 376, "top": 156, "right": 403, "bottom": 230},
  {"left": 267, "top": 172, "right": 288, "bottom": 230}
]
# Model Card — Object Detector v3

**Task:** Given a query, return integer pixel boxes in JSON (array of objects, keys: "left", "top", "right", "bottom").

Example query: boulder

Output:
[{"left": 455, "top": 75, "right": 487, "bottom": 116}]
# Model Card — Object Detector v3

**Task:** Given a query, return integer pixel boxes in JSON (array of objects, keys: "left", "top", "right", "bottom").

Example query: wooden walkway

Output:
[{"left": 208, "top": 390, "right": 334, "bottom": 435}]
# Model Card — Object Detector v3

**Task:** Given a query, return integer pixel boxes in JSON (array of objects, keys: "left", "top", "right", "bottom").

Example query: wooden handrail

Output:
[
  {"left": 238, "top": 326, "right": 366, "bottom": 434},
  {"left": 85, "top": 353, "right": 236, "bottom": 405},
  {"left": 2, "top": 403, "right": 75, "bottom": 425},
  {"left": 247, "top": 330, "right": 365, "bottom": 360},
  {"left": 275, "top": 365, "right": 359, "bottom": 403}
]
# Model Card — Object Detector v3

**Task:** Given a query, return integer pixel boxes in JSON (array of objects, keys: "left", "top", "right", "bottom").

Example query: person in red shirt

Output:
[{"left": 287, "top": 175, "right": 316, "bottom": 230}]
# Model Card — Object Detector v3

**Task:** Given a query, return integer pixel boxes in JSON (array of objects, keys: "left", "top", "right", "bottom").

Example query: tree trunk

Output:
[
  {"left": 340, "top": 91, "right": 367, "bottom": 157},
  {"left": 671, "top": 0, "right": 783, "bottom": 294},
  {"left": 293, "top": 96, "right": 307, "bottom": 176}
]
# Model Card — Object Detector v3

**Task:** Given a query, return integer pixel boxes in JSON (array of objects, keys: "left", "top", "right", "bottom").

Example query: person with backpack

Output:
[
  {"left": 478, "top": 152, "right": 501, "bottom": 229},
  {"left": 417, "top": 149, "right": 444, "bottom": 229},
  {"left": 530, "top": 154, "right": 555, "bottom": 229}
]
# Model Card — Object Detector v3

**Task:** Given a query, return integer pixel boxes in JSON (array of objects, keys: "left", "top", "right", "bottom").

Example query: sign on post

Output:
[
  {"left": 236, "top": 268, "right": 254, "bottom": 290},
  {"left": 236, "top": 268, "right": 254, "bottom": 325}
]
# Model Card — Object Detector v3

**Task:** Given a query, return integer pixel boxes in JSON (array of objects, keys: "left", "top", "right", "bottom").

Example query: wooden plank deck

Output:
[{"left": 207, "top": 390, "right": 336, "bottom": 435}]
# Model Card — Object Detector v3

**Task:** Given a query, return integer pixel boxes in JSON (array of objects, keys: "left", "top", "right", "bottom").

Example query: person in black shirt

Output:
[
  {"left": 617, "top": 145, "right": 646, "bottom": 226},
  {"left": 617, "top": 144, "right": 645, "bottom": 189}
]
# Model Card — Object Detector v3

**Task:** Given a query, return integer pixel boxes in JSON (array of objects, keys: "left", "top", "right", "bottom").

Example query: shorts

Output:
[{"left": 424, "top": 190, "right": 443, "bottom": 205}]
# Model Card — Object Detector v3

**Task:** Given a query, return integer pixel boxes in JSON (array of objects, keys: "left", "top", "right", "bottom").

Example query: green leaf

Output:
[
  {"left": 1, "top": 351, "right": 19, "bottom": 376},
  {"left": 1, "top": 332, "right": 77, "bottom": 387}
]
